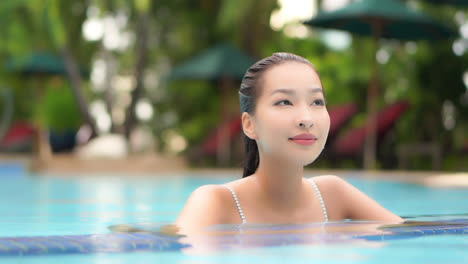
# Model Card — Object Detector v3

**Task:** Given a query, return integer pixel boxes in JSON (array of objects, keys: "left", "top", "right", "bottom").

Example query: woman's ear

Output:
[{"left": 241, "top": 112, "right": 257, "bottom": 140}]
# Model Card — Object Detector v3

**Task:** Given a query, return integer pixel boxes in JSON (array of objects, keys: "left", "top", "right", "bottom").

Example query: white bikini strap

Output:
[
  {"left": 309, "top": 179, "right": 329, "bottom": 222},
  {"left": 223, "top": 185, "right": 247, "bottom": 224}
]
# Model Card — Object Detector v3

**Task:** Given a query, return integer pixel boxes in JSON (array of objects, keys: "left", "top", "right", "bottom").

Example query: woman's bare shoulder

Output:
[
  {"left": 180, "top": 184, "right": 232, "bottom": 211},
  {"left": 310, "top": 175, "right": 402, "bottom": 222},
  {"left": 310, "top": 175, "right": 364, "bottom": 201},
  {"left": 308, "top": 175, "right": 347, "bottom": 219},
  {"left": 309, "top": 175, "right": 345, "bottom": 190},
  {"left": 175, "top": 184, "right": 235, "bottom": 234},
  {"left": 192, "top": 184, "right": 229, "bottom": 195}
]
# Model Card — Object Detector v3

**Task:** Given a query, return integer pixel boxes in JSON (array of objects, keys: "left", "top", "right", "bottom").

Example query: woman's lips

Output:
[
  {"left": 289, "top": 138, "right": 317, "bottom": 146},
  {"left": 289, "top": 133, "right": 318, "bottom": 146}
]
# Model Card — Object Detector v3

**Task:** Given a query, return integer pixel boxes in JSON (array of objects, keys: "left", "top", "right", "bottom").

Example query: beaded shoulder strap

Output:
[
  {"left": 223, "top": 185, "right": 247, "bottom": 224},
  {"left": 309, "top": 178, "right": 329, "bottom": 222}
]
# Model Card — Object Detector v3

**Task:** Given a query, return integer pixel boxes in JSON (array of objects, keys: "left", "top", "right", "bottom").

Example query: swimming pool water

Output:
[{"left": 0, "top": 170, "right": 467, "bottom": 263}]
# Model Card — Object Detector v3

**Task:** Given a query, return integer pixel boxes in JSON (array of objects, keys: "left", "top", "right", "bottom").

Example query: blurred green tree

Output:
[{"left": 0, "top": 0, "right": 97, "bottom": 135}]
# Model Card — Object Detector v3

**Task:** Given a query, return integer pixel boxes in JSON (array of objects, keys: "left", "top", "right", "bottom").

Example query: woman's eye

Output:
[
  {"left": 275, "top": 100, "right": 292, "bottom": 106},
  {"left": 312, "top": 99, "right": 326, "bottom": 106}
]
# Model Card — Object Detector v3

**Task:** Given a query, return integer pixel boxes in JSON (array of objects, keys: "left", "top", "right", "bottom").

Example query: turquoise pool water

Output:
[{"left": 0, "top": 167, "right": 467, "bottom": 263}]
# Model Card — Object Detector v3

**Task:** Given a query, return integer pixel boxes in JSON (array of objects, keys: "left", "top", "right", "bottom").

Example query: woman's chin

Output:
[
  {"left": 263, "top": 148, "right": 322, "bottom": 167},
  {"left": 302, "top": 158, "right": 319, "bottom": 167},
  {"left": 284, "top": 154, "right": 320, "bottom": 167}
]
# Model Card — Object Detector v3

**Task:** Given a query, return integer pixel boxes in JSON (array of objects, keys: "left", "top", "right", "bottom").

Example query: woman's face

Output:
[{"left": 244, "top": 62, "right": 330, "bottom": 166}]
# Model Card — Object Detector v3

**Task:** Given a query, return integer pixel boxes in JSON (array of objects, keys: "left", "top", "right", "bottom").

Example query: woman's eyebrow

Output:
[{"left": 270, "top": 87, "right": 323, "bottom": 95}]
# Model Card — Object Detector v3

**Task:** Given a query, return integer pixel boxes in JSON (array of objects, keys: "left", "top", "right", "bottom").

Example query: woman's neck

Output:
[{"left": 252, "top": 156, "right": 306, "bottom": 210}]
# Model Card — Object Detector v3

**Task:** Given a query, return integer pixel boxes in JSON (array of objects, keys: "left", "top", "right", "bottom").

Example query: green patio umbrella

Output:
[
  {"left": 6, "top": 52, "right": 88, "bottom": 77},
  {"left": 305, "top": 0, "right": 456, "bottom": 169},
  {"left": 169, "top": 43, "right": 256, "bottom": 80},
  {"left": 424, "top": 0, "right": 468, "bottom": 6},
  {"left": 170, "top": 43, "right": 256, "bottom": 166}
]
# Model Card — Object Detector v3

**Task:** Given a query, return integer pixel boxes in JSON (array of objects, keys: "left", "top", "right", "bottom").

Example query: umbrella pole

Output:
[
  {"left": 364, "top": 22, "right": 382, "bottom": 170},
  {"left": 32, "top": 76, "right": 53, "bottom": 165},
  {"left": 0, "top": 88, "right": 13, "bottom": 144}
]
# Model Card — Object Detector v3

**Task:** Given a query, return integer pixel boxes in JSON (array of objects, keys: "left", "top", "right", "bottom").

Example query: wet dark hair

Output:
[{"left": 239, "top": 52, "right": 320, "bottom": 178}]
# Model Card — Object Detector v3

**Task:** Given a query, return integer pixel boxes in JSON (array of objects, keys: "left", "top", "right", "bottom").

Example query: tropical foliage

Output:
[{"left": 0, "top": 0, "right": 466, "bottom": 170}]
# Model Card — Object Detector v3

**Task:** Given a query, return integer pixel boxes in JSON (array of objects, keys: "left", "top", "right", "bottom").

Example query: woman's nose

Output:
[
  {"left": 297, "top": 103, "right": 315, "bottom": 129},
  {"left": 298, "top": 121, "right": 313, "bottom": 129}
]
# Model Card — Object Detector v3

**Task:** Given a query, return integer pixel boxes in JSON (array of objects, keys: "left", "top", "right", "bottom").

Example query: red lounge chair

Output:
[
  {"left": 200, "top": 117, "right": 242, "bottom": 156},
  {"left": 0, "top": 122, "right": 36, "bottom": 152},
  {"left": 331, "top": 101, "right": 410, "bottom": 156},
  {"left": 327, "top": 103, "right": 359, "bottom": 145}
]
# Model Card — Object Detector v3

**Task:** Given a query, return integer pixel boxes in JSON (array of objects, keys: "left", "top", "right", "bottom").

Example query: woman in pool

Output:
[{"left": 176, "top": 52, "right": 403, "bottom": 234}]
